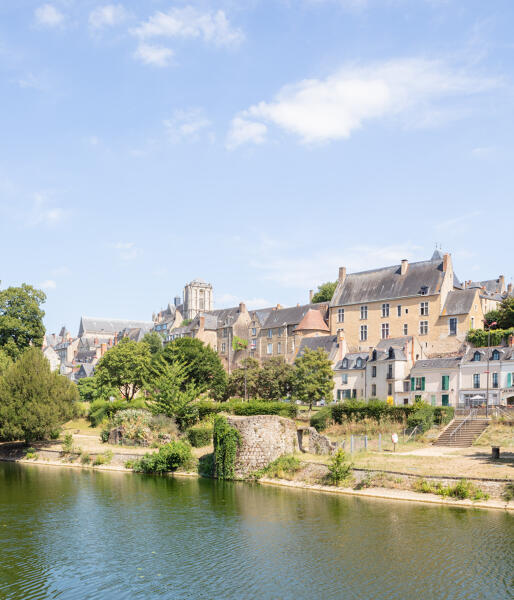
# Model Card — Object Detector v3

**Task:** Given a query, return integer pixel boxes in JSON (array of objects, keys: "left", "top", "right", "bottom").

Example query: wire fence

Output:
[{"left": 339, "top": 428, "right": 423, "bottom": 453}]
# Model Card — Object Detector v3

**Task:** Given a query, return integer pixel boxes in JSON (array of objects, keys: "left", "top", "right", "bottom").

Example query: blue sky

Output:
[{"left": 1, "top": 0, "right": 513, "bottom": 335}]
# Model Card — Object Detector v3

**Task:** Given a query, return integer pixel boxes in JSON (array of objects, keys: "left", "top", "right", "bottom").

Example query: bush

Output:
[
  {"left": 413, "top": 478, "right": 489, "bottom": 501},
  {"left": 310, "top": 406, "right": 332, "bottom": 431},
  {"left": 502, "top": 482, "right": 514, "bottom": 502},
  {"left": 187, "top": 426, "right": 213, "bottom": 448},
  {"left": 213, "top": 416, "right": 241, "bottom": 479},
  {"left": 25, "top": 447, "right": 38, "bottom": 460},
  {"left": 332, "top": 400, "right": 413, "bottom": 424},
  {"left": 407, "top": 402, "right": 434, "bottom": 433},
  {"left": 80, "top": 452, "right": 91, "bottom": 464},
  {"left": 255, "top": 455, "right": 301, "bottom": 480},
  {"left": 198, "top": 453, "right": 214, "bottom": 477},
  {"left": 93, "top": 450, "right": 113, "bottom": 466},
  {"left": 228, "top": 400, "right": 297, "bottom": 418},
  {"left": 467, "top": 327, "right": 514, "bottom": 347},
  {"left": 62, "top": 433, "right": 74, "bottom": 454},
  {"left": 132, "top": 441, "right": 193, "bottom": 474},
  {"left": 433, "top": 406, "right": 455, "bottom": 425},
  {"left": 88, "top": 397, "right": 146, "bottom": 427},
  {"left": 326, "top": 449, "right": 352, "bottom": 485}
]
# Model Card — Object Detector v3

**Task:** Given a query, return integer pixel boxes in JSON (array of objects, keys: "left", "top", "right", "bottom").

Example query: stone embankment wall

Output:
[{"left": 226, "top": 415, "right": 298, "bottom": 478}]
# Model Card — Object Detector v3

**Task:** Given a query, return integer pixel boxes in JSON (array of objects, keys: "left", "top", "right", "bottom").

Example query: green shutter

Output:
[
  {"left": 411, "top": 377, "right": 415, "bottom": 391},
  {"left": 508, "top": 373, "right": 512, "bottom": 388},
  {"left": 421, "top": 377, "right": 425, "bottom": 391},
  {"left": 442, "top": 375, "right": 449, "bottom": 391}
]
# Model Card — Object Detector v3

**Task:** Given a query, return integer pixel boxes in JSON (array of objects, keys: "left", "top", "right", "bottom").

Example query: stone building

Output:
[
  {"left": 408, "top": 357, "right": 462, "bottom": 407},
  {"left": 183, "top": 279, "right": 213, "bottom": 320}
]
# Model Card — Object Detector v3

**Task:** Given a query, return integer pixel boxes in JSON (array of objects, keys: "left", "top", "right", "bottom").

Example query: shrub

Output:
[
  {"left": 196, "top": 401, "right": 225, "bottom": 421},
  {"left": 502, "top": 482, "right": 514, "bottom": 502},
  {"left": 213, "top": 416, "right": 241, "bottom": 479},
  {"left": 407, "top": 402, "right": 434, "bottom": 433},
  {"left": 93, "top": 450, "right": 113, "bottom": 466},
  {"left": 132, "top": 441, "right": 193, "bottom": 474},
  {"left": 88, "top": 397, "right": 146, "bottom": 427},
  {"left": 255, "top": 455, "right": 301, "bottom": 480},
  {"left": 80, "top": 452, "right": 91, "bottom": 464},
  {"left": 326, "top": 449, "right": 352, "bottom": 486},
  {"left": 433, "top": 406, "right": 455, "bottom": 426},
  {"left": 413, "top": 478, "right": 489, "bottom": 501},
  {"left": 228, "top": 400, "right": 297, "bottom": 418},
  {"left": 198, "top": 453, "right": 215, "bottom": 477},
  {"left": 332, "top": 400, "right": 413, "bottom": 424},
  {"left": 62, "top": 433, "right": 74, "bottom": 454},
  {"left": 187, "top": 426, "right": 213, "bottom": 448},
  {"left": 310, "top": 406, "right": 332, "bottom": 431},
  {"left": 25, "top": 447, "right": 38, "bottom": 460},
  {"left": 108, "top": 409, "right": 153, "bottom": 445}
]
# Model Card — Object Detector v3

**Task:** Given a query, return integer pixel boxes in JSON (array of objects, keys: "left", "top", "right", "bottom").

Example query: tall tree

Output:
[
  {"left": 0, "top": 348, "right": 77, "bottom": 442},
  {"left": 160, "top": 338, "right": 227, "bottom": 401},
  {"left": 496, "top": 297, "right": 514, "bottom": 329},
  {"left": 311, "top": 281, "right": 337, "bottom": 303},
  {"left": 142, "top": 331, "right": 164, "bottom": 355},
  {"left": 0, "top": 349, "right": 12, "bottom": 377},
  {"left": 292, "top": 347, "right": 334, "bottom": 411},
  {"left": 257, "top": 357, "right": 294, "bottom": 400},
  {"left": 0, "top": 284, "right": 46, "bottom": 359},
  {"left": 227, "top": 357, "right": 260, "bottom": 399},
  {"left": 95, "top": 338, "right": 152, "bottom": 401}
]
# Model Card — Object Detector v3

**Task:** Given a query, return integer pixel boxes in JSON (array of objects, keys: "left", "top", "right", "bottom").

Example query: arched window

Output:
[
  {"left": 388, "top": 347, "right": 395, "bottom": 359},
  {"left": 372, "top": 350, "right": 377, "bottom": 361},
  {"left": 473, "top": 351, "right": 481, "bottom": 362},
  {"left": 491, "top": 350, "right": 500, "bottom": 361},
  {"left": 342, "top": 359, "right": 348, "bottom": 369},
  {"left": 356, "top": 358, "right": 362, "bottom": 368}
]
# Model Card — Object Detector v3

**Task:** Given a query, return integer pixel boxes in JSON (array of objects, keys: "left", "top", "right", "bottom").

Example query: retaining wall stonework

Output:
[{"left": 226, "top": 415, "right": 298, "bottom": 478}]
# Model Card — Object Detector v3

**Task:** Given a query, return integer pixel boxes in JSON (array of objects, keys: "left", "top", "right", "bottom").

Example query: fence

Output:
[{"left": 340, "top": 428, "right": 423, "bottom": 453}]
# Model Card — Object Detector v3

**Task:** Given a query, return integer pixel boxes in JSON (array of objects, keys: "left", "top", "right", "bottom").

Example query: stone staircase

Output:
[{"left": 433, "top": 417, "right": 490, "bottom": 447}]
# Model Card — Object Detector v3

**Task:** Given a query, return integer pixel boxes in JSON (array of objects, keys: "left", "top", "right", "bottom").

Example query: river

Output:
[{"left": 0, "top": 462, "right": 512, "bottom": 599}]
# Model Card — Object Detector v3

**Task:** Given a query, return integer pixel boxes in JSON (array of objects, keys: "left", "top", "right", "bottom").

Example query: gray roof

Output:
[
  {"left": 442, "top": 289, "right": 476, "bottom": 316},
  {"left": 412, "top": 357, "right": 462, "bottom": 370},
  {"left": 376, "top": 336, "right": 413, "bottom": 350},
  {"left": 462, "top": 345, "right": 514, "bottom": 363},
  {"left": 330, "top": 255, "right": 450, "bottom": 307},
  {"left": 250, "top": 307, "right": 275, "bottom": 326},
  {"left": 79, "top": 317, "right": 154, "bottom": 337},
  {"left": 334, "top": 352, "right": 368, "bottom": 370},
  {"left": 468, "top": 278, "right": 502, "bottom": 294},
  {"left": 370, "top": 348, "right": 407, "bottom": 362},
  {"left": 296, "top": 334, "right": 338, "bottom": 361},
  {"left": 263, "top": 303, "right": 328, "bottom": 329}
]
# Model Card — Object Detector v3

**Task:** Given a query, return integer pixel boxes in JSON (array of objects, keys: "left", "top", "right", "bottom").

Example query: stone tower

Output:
[{"left": 183, "top": 279, "right": 213, "bottom": 320}]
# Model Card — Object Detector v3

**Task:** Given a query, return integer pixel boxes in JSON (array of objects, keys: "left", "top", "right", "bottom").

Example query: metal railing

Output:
[{"left": 448, "top": 408, "right": 478, "bottom": 444}]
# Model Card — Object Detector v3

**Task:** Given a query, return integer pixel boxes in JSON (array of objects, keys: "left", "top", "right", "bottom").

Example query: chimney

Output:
[
  {"left": 499, "top": 275, "right": 505, "bottom": 292},
  {"left": 101, "top": 343, "right": 107, "bottom": 356},
  {"left": 443, "top": 253, "right": 451, "bottom": 272},
  {"left": 400, "top": 259, "right": 408, "bottom": 275},
  {"left": 508, "top": 283, "right": 513, "bottom": 295},
  {"left": 338, "top": 267, "right": 347, "bottom": 284},
  {"left": 309, "top": 290, "right": 314, "bottom": 303},
  {"left": 199, "top": 316, "right": 205, "bottom": 332},
  {"left": 276, "top": 303, "right": 283, "bottom": 310},
  {"left": 337, "top": 329, "right": 347, "bottom": 360},
  {"left": 238, "top": 302, "right": 246, "bottom": 313}
]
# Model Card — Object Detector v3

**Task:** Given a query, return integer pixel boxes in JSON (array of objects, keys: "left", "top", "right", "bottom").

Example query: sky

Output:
[{"left": 0, "top": 0, "right": 513, "bottom": 335}]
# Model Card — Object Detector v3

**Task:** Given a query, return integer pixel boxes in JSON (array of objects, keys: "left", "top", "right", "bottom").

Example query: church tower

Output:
[{"left": 183, "top": 279, "right": 213, "bottom": 320}]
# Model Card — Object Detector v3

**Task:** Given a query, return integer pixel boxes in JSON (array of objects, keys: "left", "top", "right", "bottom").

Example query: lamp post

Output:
[{"left": 484, "top": 320, "right": 498, "bottom": 418}]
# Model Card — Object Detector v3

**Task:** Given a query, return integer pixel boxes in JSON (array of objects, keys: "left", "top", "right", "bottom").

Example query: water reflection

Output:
[{"left": 0, "top": 463, "right": 512, "bottom": 599}]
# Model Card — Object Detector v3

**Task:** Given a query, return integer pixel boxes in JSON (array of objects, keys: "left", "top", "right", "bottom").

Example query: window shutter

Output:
[
  {"left": 421, "top": 377, "right": 426, "bottom": 391},
  {"left": 411, "top": 377, "right": 415, "bottom": 391},
  {"left": 508, "top": 373, "right": 512, "bottom": 388}
]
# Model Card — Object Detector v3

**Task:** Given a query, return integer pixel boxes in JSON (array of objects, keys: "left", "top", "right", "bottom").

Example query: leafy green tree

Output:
[
  {"left": 160, "top": 337, "right": 227, "bottom": 400},
  {"left": 231, "top": 336, "right": 248, "bottom": 352},
  {"left": 292, "top": 347, "right": 334, "bottom": 411},
  {"left": 0, "top": 348, "right": 13, "bottom": 377},
  {"left": 0, "top": 284, "right": 46, "bottom": 359},
  {"left": 257, "top": 357, "right": 294, "bottom": 400},
  {"left": 0, "top": 348, "right": 77, "bottom": 442},
  {"left": 145, "top": 359, "right": 201, "bottom": 429},
  {"left": 95, "top": 338, "right": 152, "bottom": 401},
  {"left": 311, "top": 281, "right": 337, "bottom": 303},
  {"left": 496, "top": 297, "right": 514, "bottom": 329},
  {"left": 142, "top": 331, "right": 164, "bottom": 355},
  {"left": 77, "top": 376, "right": 99, "bottom": 402},
  {"left": 227, "top": 357, "right": 260, "bottom": 399}
]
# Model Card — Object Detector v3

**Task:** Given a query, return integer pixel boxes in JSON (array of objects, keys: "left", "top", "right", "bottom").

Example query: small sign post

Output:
[{"left": 391, "top": 432, "right": 398, "bottom": 452}]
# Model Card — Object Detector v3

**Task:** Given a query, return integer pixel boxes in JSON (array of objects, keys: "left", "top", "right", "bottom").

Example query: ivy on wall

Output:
[
  {"left": 466, "top": 327, "right": 514, "bottom": 347},
  {"left": 213, "top": 415, "right": 241, "bottom": 480}
]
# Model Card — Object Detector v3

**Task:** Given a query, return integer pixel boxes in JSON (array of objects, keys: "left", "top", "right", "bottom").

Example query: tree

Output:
[
  {"left": 160, "top": 338, "right": 227, "bottom": 401},
  {"left": 311, "top": 281, "right": 337, "bottom": 303},
  {"left": 231, "top": 336, "right": 248, "bottom": 352},
  {"left": 145, "top": 359, "right": 201, "bottom": 429},
  {"left": 257, "top": 357, "right": 294, "bottom": 400},
  {"left": 292, "top": 347, "right": 334, "bottom": 411},
  {"left": 0, "top": 348, "right": 12, "bottom": 377},
  {"left": 0, "top": 284, "right": 46, "bottom": 359},
  {"left": 227, "top": 357, "right": 260, "bottom": 399},
  {"left": 95, "top": 338, "right": 152, "bottom": 401},
  {"left": 496, "top": 297, "right": 514, "bottom": 329},
  {"left": 0, "top": 348, "right": 77, "bottom": 442},
  {"left": 142, "top": 331, "right": 164, "bottom": 355}
]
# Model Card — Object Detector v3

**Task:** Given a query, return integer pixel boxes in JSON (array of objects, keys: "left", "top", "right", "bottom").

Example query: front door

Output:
[{"left": 442, "top": 394, "right": 449, "bottom": 407}]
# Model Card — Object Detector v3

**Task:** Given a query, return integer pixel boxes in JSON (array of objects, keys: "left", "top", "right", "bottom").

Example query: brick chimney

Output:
[
  {"left": 238, "top": 302, "right": 246, "bottom": 313},
  {"left": 276, "top": 303, "right": 283, "bottom": 310},
  {"left": 309, "top": 290, "right": 314, "bottom": 302},
  {"left": 100, "top": 343, "right": 107, "bottom": 356},
  {"left": 199, "top": 316, "right": 205, "bottom": 332},
  {"left": 338, "top": 267, "right": 347, "bottom": 284},
  {"left": 443, "top": 253, "right": 451, "bottom": 272},
  {"left": 508, "top": 283, "right": 513, "bottom": 295},
  {"left": 499, "top": 275, "right": 505, "bottom": 292},
  {"left": 400, "top": 259, "right": 408, "bottom": 275},
  {"left": 337, "top": 329, "right": 347, "bottom": 360}
]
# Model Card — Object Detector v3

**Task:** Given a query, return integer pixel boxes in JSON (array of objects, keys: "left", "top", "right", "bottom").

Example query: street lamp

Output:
[{"left": 484, "top": 320, "right": 497, "bottom": 418}]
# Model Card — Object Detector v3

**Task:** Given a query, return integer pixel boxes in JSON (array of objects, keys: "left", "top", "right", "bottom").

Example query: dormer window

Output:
[
  {"left": 356, "top": 358, "right": 363, "bottom": 368},
  {"left": 473, "top": 351, "right": 481, "bottom": 362},
  {"left": 372, "top": 350, "right": 377, "bottom": 361},
  {"left": 342, "top": 359, "right": 348, "bottom": 369},
  {"left": 419, "top": 286, "right": 428, "bottom": 296},
  {"left": 491, "top": 350, "right": 500, "bottom": 361},
  {"left": 388, "top": 347, "right": 395, "bottom": 359}
]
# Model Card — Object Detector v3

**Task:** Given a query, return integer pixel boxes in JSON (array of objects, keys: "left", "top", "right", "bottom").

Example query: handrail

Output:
[
  {"left": 404, "top": 425, "right": 420, "bottom": 443},
  {"left": 491, "top": 406, "right": 512, "bottom": 420},
  {"left": 448, "top": 408, "right": 478, "bottom": 443}
]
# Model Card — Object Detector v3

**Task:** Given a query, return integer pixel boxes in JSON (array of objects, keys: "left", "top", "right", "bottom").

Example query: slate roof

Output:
[
  {"left": 441, "top": 289, "right": 477, "bottom": 316},
  {"left": 468, "top": 278, "right": 503, "bottom": 294},
  {"left": 79, "top": 317, "right": 154, "bottom": 337},
  {"left": 376, "top": 336, "right": 413, "bottom": 350},
  {"left": 462, "top": 345, "right": 514, "bottom": 363},
  {"left": 334, "top": 352, "right": 368, "bottom": 370},
  {"left": 250, "top": 308, "right": 274, "bottom": 326},
  {"left": 295, "top": 334, "right": 338, "bottom": 361},
  {"left": 412, "top": 357, "right": 462, "bottom": 370},
  {"left": 263, "top": 303, "right": 328, "bottom": 329},
  {"left": 330, "top": 255, "right": 450, "bottom": 307}
]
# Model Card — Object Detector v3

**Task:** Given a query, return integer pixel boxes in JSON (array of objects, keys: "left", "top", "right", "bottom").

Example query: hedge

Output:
[
  {"left": 467, "top": 327, "right": 514, "bottom": 347},
  {"left": 187, "top": 426, "right": 213, "bottom": 448},
  {"left": 195, "top": 399, "right": 297, "bottom": 420}
]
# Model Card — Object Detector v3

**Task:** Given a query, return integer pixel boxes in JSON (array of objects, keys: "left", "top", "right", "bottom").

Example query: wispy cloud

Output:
[
  {"left": 435, "top": 211, "right": 482, "bottom": 233},
  {"left": 34, "top": 4, "right": 65, "bottom": 28},
  {"left": 228, "top": 58, "right": 499, "bottom": 147},
  {"left": 134, "top": 43, "right": 174, "bottom": 67},
  {"left": 216, "top": 293, "right": 272, "bottom": 310},
  {"left": 471, "top": 146, "right": 494, "bottom": 158},
  {"left": 26, "top": 193, "right": 66, "bottom": 227},
  {"left": 38, "top": 279, "right": 57, "bottom": 290},
  {"left": 18, "top": 73, "right": 47, "bottom": 91},
  {"left": 89, "top": 4, "right": 127, "bottom": 29},
  {"left": 112, "top": 241, "right": 139, "bottom": 260},
  {"left": 164, "top": 108, "right": 211, "bottom": 142}
]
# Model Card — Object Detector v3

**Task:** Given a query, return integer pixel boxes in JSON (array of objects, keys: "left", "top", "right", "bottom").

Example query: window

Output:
[
  {"left": 371, "top": 384, "right": 377, "bottom": 396},
  {"left": 381, "top": 323, "right": 389, "bottom": 339},
  {"left": 372, "top": 366, "right": 377, "bottom": 377},
  {"left": 403, "top": 381, "right": 410, "bottom": 392},
  {"left": 397, "top": 305, "right": 402, "bottom": 317},
  {"left": 342, "top": 358, "right": 348, "bottom": 369},
  {"left": 471, "top": 317, "right": 475, "bottom": 329},
  {"left": 420, "top": 301, "right": 429, "bottom": 316},
  {"left": 412, "top": 377, "right": 425, "bottom": 391},
  {"left": 356, "top": 358, "right": 363, "bottom": 368},
  {"left": 388, "top": 383, "right": 393, "bottom": 396},
  {"left": 449, "top": 317, "right": 457, "bottom": 336},
  {"left": 267, "top": 329, "right": 273, "bottom": 339},
  {"left": 251, "top": 327, "right": 257, "bottom": 336},
  {"left": 221, "top": 343, "right": 226, "bottom": 353},
  {"left": 491, "top": 350, "right": 500, "bottom": 361},
  {"left": 222, "top": 328, "right": 228, "bottom": 338},
  {"left": 403, "top": 324, "right": 408, "bottom": 335},
  {"left": 419, "top": 321, "right": 429, "bottom": 335},
  {"left": 403, "top": 398, "right": 409, "bottom": 406},
  {"left": 360, "top": 305, "right": 368, "bottom": 320},
  {"left": 266, "top": 343, "right": 273, "bottom": 355},
  {"left": 250, "top": 339, "right": 257, "bottom": 350},
  {"left": 442, "top": 375, "right": 450, "bottom": 391},
  {"left": 420, "top": 286, "right": 428, "bottom": 295},
  {"left": 473, "top": 351, "right": 481, "bottom": 362},
  {"left": 291, "top": 339, "right": 295, "bottom": 351},
  {"left": 387, "top": 365, "right": 393, "bottom": 379},
  {"left": 352, "top": 389, "right": 357, "bottom": 399},
  {"left": 278, "top": 327, "right": 283, "bottom": 337},
  {"left": 338, "top": 308, "right": 344, "bottom": 323},
  {"left": 360, "top": 325, "right": 367, "bottom": 341},
  {"left": 277, "top": 342, "right": 282, "bottom": 354},
  {"left": 492, "top": 372, "right": 499, "bottom": 388},
  {"left": 341, "top": 374, "right": 348, "bottom": 384},
  {"left": 473, "top": 373, "right": 480, "bottom": 388},
  {"left": 382, "top": 303, "right": 390, "bottom": 317}
]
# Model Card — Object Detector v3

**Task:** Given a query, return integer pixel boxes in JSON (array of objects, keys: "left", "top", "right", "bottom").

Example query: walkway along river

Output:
[{"left": 0, "top": 462, "right": 513, "bottom": 599}]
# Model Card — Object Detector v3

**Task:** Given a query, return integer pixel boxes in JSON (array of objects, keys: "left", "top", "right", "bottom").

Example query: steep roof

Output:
[
  {"left": 79, "top": 317, "right": 154, "bottom": 337},
  {"left": 250, "top": 307, "right": 274, "bottom": 326},
  {"left": 263, "top": 303, "right": 328, "bottom": 329},
  {"left": 296, "top": 309, "right": 330, "bottom": 332},
  {"left": 296, "top": 335, "right": 338, "bottom": 361},
  {"left": 468, "top": 278, "right": 503, "bottom": 294},
  {"left": 441, "top": 289, "right": 477, "bottom": 316},
  {"left": 412, "top": 357, "right": 462, "bottom": 370},
  {"left": 376, "top": 336, "right": 413, "bottom": 350},
  {"left": 330, "top": 255, "right": 449, "bottom": 307},
  {"left": 462, "top": 345, "right": 514, "bottom": 363},
  {"left": 334, "top": 352, "right": 368, "bottom": 370}
]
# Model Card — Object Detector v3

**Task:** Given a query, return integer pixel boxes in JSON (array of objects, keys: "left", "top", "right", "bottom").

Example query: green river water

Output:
[{"left": 0, "top": 462, "right": 512, "bottom": 599}]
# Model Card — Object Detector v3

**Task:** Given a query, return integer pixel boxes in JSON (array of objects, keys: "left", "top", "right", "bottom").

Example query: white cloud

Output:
[
  {"left": 134, "top": 43, "right": 173, "bottom": 67},
  {"left": 216, "top": 293, "right": 272, "bottom": 310},
  {"left": 132, "top": 7, "right": 244, "bottom": 47},
  {"left": 34, "top": 4, "right": 65, "bottom": 28},
  {"left": 229, "top": 58, "right": 499, "bottom": 146},
  {"left": 112, "top": 241, "right": 139, "bottom": 260},
  {"left": 435, "top": 211, "right": 482, "bottom": 233},
  {"left": 164, "top": 108, "right": 211, "bottom": 142},
  {"left": 38, "top": 279, "right": 57, "bottom": 290},
  {"left": 18, "top": 73, "right": 47, "bottom": 91},
  {"left": 226, "top": 117, "right": 267, "bottom": 149},
  {"left": 471, "top": 146, "right": 494, "bottom": 158},
  {"left": 89, "top": 4, "right": 127, "bottom": 29},
  {"left": 27, "top": 193, "right": 66, "bottom": 226}
]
